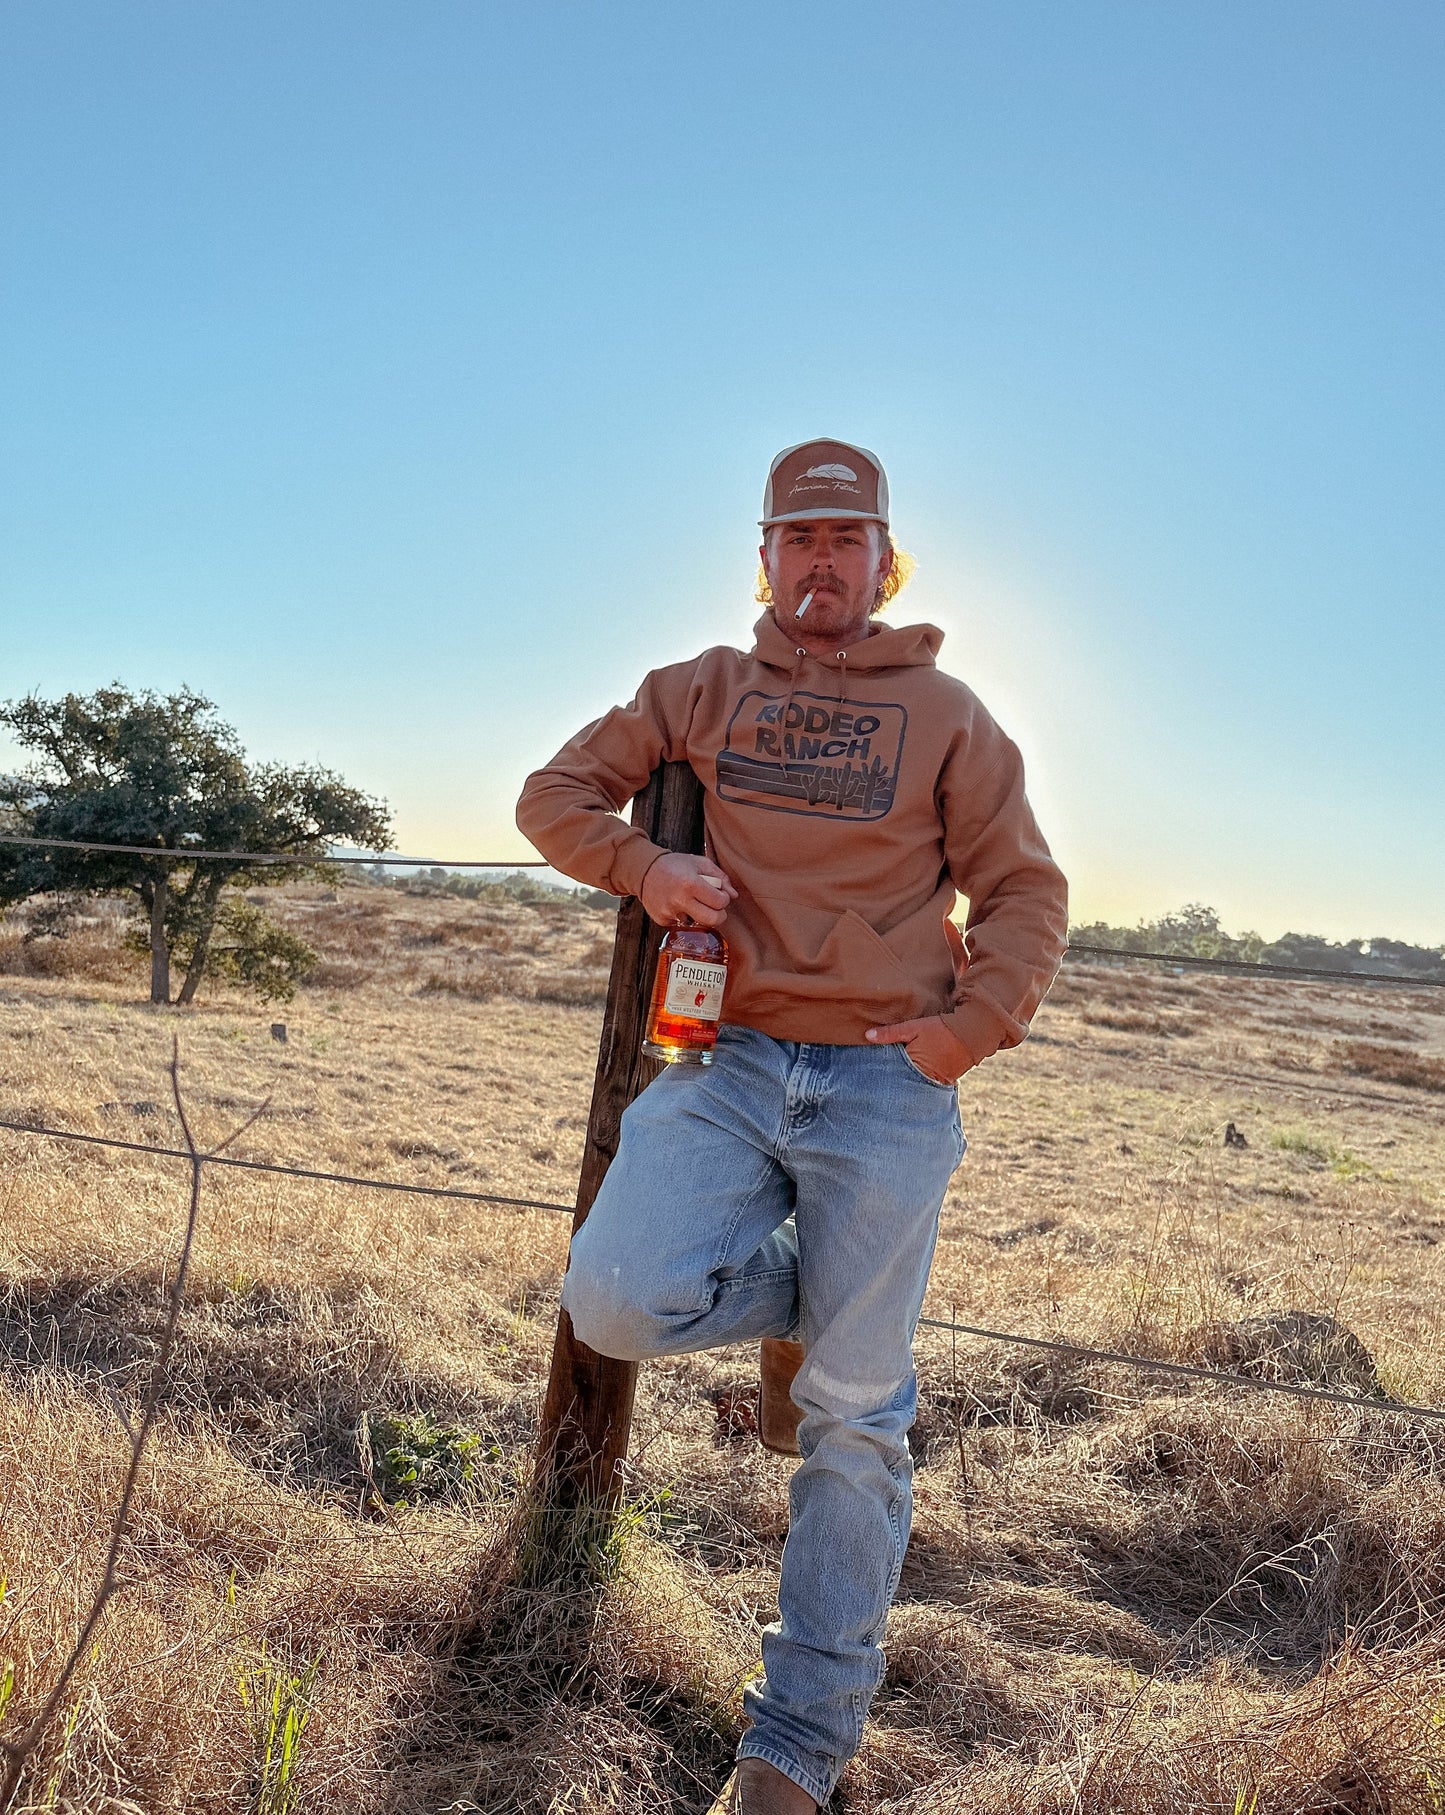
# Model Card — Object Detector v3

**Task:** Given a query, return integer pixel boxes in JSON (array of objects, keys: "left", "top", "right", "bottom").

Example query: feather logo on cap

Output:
[{"left": 802, "top": 463, "right": 858, "bottom": 481}]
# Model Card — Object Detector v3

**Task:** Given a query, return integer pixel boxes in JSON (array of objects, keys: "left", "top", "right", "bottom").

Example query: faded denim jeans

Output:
[{"left": 560, "top": 1024, "right": 966, "bottom": 1806}]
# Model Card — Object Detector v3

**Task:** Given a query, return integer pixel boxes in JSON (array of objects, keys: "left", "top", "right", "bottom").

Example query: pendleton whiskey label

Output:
[
  {"left": 663, "top": 957, "right": 726, "bottom": 1022},
  {"left": 715, "top": 690, "right": 907, "bottom": 820}
]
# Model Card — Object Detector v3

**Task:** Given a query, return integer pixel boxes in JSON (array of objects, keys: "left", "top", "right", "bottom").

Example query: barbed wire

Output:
[
  {"left": 4, "top": 1114, "right": 1444, "bottom": 1429},
  {"left": 0, "top": 834, "right": 548, "bottom": 868},
  {"left": 1066, "top": 943, "right": 1445, "bottom": 989}
]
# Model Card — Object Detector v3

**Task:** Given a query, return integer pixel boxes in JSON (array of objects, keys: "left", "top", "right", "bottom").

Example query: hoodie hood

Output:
[{"left": 751, "top": 611, "right": 944, "bottom": 674}]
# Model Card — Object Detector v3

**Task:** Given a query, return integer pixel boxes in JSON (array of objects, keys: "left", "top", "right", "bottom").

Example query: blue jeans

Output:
[{"left": 561, "top": 1024, "right": 965, "bottom": 1805}]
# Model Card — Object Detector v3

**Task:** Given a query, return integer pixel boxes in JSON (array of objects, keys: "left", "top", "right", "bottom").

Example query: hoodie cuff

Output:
[
  {"left": 938, "top": 994, "right": 1021, "bottom": 1074},
  {"left": 608, "top": 833, "right": 669, "bottom": 899}
]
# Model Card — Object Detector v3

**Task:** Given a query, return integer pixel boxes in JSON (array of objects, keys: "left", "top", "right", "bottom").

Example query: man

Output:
[{"left": 516, "top": 439, "right": 1068, "bottom": 1812}]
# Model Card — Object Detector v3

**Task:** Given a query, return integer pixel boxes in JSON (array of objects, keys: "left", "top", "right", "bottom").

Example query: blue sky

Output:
[{"left": 2, "top": 2, "right": 1441, "bottom": 942}]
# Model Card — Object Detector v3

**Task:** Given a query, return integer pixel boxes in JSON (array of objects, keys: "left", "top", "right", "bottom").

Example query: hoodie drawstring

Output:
[
  {"left": 776, "top": 646, "right": 809, "bottom": 778},
  {"left": 777, "top": 645, "right": 851, "bottom": 778}
]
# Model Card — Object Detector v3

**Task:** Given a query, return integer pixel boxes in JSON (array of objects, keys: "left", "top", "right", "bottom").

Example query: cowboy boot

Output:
[
  {"left": 704, "top": 1759, "right": 818, "bottom": 1813},
  {"left": 759, "top": 1337, "right": 805, "bottom": 1456}
]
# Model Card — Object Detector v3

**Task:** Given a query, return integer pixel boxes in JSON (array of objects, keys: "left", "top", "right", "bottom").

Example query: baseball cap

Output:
[{"left": 760, "top": 438, "right": 889, "bottom": 528}]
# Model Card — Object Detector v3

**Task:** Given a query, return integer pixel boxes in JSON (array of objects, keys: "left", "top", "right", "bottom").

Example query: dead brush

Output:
[
  {"left": 447, "top": 916, "right": 516, "bottom": 952},
  {"left": 1285, "top": 1009, "right": 1426, "bottom": 1042},
  {"left": 1332, "top": 1041, "right": 1445, "bottom": 1093},
  {"left": 1042, "top": 1393, "right": 1445, "bottom": 1656},
  {"left": 0, "top": 912, "right": 141, "bottom": 986},
  {"left": 1081, "top": 1005, "right": 1199, "bottom": 1037},
  {"left": 404, "top": 1486, "right": 749, "bottom": 1815},
  {"left": 416, "top": 960, "right": 509, "bottom": 1002},
  {"left": 0, "top": 1040, "right": 269, "bottom": 1811},
  {"left": 530, "top": 966, "right": 611, "bottom": 1008},
  {"left": 883, "top": 1632, "right": 1445, "bottom": 1814},
  {"left": 298, "top": 956, "right": 371, "bottom": 989}
]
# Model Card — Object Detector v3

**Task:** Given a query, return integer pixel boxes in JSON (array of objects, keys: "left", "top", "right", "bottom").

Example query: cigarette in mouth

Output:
[{"left": 796, "top": 590, "right": 815, "bottom": 620}]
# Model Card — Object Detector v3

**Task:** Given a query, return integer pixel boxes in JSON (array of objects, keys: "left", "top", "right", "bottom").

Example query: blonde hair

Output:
[{"left": 755, "top": 527, "right": 916, "bottom": 612}]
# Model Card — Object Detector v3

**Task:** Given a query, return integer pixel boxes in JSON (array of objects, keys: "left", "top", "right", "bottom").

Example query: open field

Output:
[{"left": 3, "top": 884, "right": 1445, "bottom": 1811}]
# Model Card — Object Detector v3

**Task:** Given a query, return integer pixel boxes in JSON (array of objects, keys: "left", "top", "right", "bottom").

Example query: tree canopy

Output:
[
  {"left": 0, "top": 685, "right": 392, "bottom": 1003},
  {"left": 1069, "top": 903, "right": 1445, "bottom": 981}
]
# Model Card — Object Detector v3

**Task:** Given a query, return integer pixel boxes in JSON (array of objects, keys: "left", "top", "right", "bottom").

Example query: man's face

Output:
[{"left": 761, "top": 519, "right": 893, "bottom": 641}]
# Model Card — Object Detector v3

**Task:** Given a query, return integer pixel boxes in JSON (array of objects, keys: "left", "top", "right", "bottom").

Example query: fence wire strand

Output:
[
  {"left": 4, "top": 832, "right": 1441, "bottom": 985},
  {"left": 912, "top": 1313, "right": 1445, "bottom": 1423},
  {"left": 0, "top": 1115, "right": 576, "bottom": 1216},
  {"left": 0, "top": 833, "right": 547, "bottom": 868},
  {"left": 5, "top": 1114, "right": 1445, "bottom": 1430},
  {"left": 1066, "top": 942, "right": 1445, "bottom": 989}
]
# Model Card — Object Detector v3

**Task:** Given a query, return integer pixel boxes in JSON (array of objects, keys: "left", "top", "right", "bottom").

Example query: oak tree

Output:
[{"left": 0, "top": 685, "right": 391, "bottom": 1003}]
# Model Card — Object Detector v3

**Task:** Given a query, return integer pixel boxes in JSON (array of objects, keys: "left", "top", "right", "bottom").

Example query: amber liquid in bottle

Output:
[{"left": 643, "top": 926, "right": 729, "bottom": 1064}]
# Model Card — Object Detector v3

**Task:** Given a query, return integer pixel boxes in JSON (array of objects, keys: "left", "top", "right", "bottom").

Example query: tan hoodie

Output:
[{"left": 516, "top": 612, "right": 1068, "bottom": 1073}]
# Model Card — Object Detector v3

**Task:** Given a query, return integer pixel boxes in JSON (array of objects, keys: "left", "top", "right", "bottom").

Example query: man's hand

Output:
[
  {"left": 639, "top": 852, "right": 738, "bottom": 929},
  {"left": 864, "top": 1016, "right": 968, "bottom": 1085}
]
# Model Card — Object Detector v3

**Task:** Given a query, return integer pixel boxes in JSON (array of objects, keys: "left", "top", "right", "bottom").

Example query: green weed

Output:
[
  {"left": 1270, "top": 1127, "right": 1387, "bottom": 1179},
  {"left": 37, "top": 1695, "right": 83, "bottom": 1813},
  {"left": 1272, "top": 1128, "right": 1333, "bottom": 1163},
  {"left": 512, "top": 1486, "right": 652, "bottom": 1592},
  {"left": 369, "top": 1409, "right": 493, "bottom": 1506},
  {"left": 238, "top": 1651, "right": 319, "bottom": 1815}
]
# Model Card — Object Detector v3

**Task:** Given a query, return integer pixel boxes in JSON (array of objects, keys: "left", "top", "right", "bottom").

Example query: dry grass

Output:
[{"left": 3, "top": 888, "right": 1445, "bottom": 1809}]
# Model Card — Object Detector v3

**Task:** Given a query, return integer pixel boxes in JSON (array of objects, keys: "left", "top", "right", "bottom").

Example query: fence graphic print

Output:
[{"left": 715, "top": 691, "right": 906, "bottom": 818}]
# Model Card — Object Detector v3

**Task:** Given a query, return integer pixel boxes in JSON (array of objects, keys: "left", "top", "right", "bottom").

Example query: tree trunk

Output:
[
  {"left": 149, "top": 871, "right": 171, "bottom": 1004},
  {"left": 175, "top": 873, "right": 227, "bottom": 1006}
]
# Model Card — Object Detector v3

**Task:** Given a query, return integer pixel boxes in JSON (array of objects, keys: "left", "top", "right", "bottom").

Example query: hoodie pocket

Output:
[{"left": 733, "top": 900, "right": 931, "bottom": 1028}]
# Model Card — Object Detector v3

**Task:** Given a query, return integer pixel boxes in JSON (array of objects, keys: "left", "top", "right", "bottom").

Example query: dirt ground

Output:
[{"left": 2, "top": 884, "right": 1445, "bottom": 1812}]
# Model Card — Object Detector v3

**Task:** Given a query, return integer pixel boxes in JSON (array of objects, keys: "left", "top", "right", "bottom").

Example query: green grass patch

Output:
[{"left": 1270, "top": 1127, "right": 1391, "bottom": 1181}]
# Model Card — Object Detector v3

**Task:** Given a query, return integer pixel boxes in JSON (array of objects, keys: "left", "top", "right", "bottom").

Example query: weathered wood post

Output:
[{"left": 534, "top": 759, "right": 706, "bottom": 1511}]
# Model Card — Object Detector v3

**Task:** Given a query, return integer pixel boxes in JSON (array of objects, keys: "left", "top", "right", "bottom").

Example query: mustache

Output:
[{"left": 796, "top": 576, "right": 843, "bottom": 599}]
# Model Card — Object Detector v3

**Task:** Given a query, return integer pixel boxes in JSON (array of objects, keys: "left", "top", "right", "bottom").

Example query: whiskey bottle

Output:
[{"left": 643, "top": 925, "right": 729, "bottom": 1064}]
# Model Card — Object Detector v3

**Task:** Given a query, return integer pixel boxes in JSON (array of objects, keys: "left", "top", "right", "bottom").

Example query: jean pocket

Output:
[{"left": 895, "top": 1045, "right": 957, "bottom": 1090}]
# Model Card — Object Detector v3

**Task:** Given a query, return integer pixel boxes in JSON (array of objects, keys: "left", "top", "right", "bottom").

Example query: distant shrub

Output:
[
  {"left": 0, "top": 895, "right": 141, "bottom": 984},
  {"left": 531, "top": 966, "right": 611, "bottom": 1007},
  {"left": 1071, "top": 904, "right": 1445, "bottom": 980},
  {"left": 302, "top": 957, "right": 370, "bottom": 990},
  {"left": 1081, "top": 1006, "right": 1198, "bottom": 1037},
  {"left": 368, "top": 866, "right": 616, "bottom": 911},
  {"left": 1332, "top": 1041, "right": 1445, "bottom": 1093},
  {"left": 417, "top": 963, "right": 507, "bottom": 1001}
]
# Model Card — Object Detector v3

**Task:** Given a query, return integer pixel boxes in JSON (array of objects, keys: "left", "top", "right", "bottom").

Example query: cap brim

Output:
[{"left": 760, "top": 507, "right": 889, "bottom": 528}]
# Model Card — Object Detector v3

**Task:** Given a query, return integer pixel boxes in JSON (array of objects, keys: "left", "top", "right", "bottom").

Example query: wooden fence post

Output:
[{"left": 534, "top": 759, "right": 706, "bottom": 1510}]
